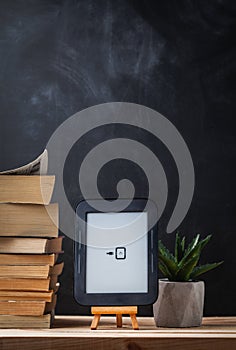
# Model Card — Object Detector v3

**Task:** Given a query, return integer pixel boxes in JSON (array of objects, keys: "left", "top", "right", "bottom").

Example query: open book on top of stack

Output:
[{"left": 0, "top": 150, "right": 63, "bottom": 328}]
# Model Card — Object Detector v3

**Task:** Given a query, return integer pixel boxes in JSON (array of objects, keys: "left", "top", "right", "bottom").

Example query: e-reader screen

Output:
[{"left": 86, "top": 212, "right": 148, "bottom": 294}]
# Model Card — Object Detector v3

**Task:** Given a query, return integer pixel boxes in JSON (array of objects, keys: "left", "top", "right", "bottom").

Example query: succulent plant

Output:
[{"left": 158, "top": 233, "right": 223, "bottom": 282}]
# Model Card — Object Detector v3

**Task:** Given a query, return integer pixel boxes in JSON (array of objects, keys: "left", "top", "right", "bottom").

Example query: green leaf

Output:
[
  {"left": 175, "top": 254, "right": 200, "bottom": 281},
  {"left": 158, "top": 261, "right": 172, "bottom": 280},
  {"left": 178, "top": 243, "right": 200, "bottom": 271},
  {"left": 174, "top": 232, "right": 186, "bottom": 263},
  {"left": 181, "top": 236, "right": 185, "bottom": 255},
  {"left": 178, "top": 234, "right": 211, "bottom": 270},
  {"left": 184, "top": 234, "right": 200, "bottom": 255},
  {"left": 158, "top": 240, "right": 178, "bottom": 278},
  {"left": 174, "top": 232, "right": 181, "bottom": 262},
  {"left": 158, "top": 234, "right": 222, "bottom": 282},
  {"left": 190, "top": 262, "right": 224, "bottom": 279},
  {"left": 199, "top": 235, "right": 212, "bottom": 251},
  {"left": 159, "top": 240, "right": 176, "bottom": 263}
]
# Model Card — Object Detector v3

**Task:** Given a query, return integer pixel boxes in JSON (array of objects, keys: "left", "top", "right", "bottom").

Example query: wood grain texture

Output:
[{"left": 0, "top": 316, "right": 235, "bottom": 350}]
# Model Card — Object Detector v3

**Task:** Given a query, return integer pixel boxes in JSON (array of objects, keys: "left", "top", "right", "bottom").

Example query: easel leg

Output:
[
  {"left": 116, "top": 314, "right": 122, "bottom": 328},
  {"left": 130, "top": 314, "right": 139, "bottom": 330},
  {"left": 91, "top": 314, "right": 101, "bottom": 330}
]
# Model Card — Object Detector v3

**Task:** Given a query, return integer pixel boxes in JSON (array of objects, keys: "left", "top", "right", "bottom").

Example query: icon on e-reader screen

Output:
[{"left": 115, "top": 247, "right": 126, "bottom": 260}]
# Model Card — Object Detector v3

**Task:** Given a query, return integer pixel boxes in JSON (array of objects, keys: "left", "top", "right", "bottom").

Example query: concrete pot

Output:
[{"left": 153, "top": 279, "right": 205, "bottom": 327}]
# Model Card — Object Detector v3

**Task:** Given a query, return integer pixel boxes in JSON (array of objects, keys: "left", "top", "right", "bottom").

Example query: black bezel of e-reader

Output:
[{"left": 74, "top": 198, "right": 158, "bottom": 306}]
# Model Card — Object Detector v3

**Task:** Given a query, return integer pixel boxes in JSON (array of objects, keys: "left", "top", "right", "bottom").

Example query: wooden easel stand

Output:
[{"left": 91, "top": 306, "right": 139, "bottom": 330}]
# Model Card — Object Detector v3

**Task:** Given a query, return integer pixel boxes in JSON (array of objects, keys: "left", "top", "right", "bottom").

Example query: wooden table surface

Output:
[{"left": 0, "top": 316, "right": 236, "bottom": 350}]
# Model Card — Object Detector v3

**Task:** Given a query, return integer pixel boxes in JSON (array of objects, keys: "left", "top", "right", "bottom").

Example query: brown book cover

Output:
[
  {"left": 0, "top": 237, "right": 63, "bottom": 254},
  {"left": 0, "top": 253, "right": 58, "bottom": 266},
  {"left": 0, "top": 278, "right": 50, "bottom": 291},
  {"left": 0, "top": 313, "right": 52, "bottom": 328},
  {"left": 0, "top": 300, "right": 46, "bottom": 316},
  {"left": 0, "top": 290, "right": 53, "bottom": 302},
  {"left": 0, "top": 175, "right": 55, "bottom": 205},
  {"left": 0, "top": 265, "right": 50, "bottom": 279},
  {"left": 0, "top": 203, "right": 58, "bottom": 237},
  {"left": 0, "top": 262, "right": 64, "bottom": 279}
]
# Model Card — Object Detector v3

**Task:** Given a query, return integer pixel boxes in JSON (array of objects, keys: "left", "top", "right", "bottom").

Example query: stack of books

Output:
[{"left": 0, "top": 151, "right": 63, "bottom": 328}]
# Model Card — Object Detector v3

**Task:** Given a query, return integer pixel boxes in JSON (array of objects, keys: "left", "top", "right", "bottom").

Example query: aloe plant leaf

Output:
[
  {"left": 178, "top": 243, "right": 200, "bottom": 270},
  {"left": 178, "top": 234, "right": 211, "bottom": 270},
  {"left": 174, "top": 232, "right": 181, "bottom": 262},
  {"left": 175, "top": 232, "right": 186, "bottom": 263},
  {"left": 158, "top": 261, "right": 172, "bottom": 280},
  {"left": 181, "top": 236, "right": 185, "bottom": 255},
  {"left": 158, "top": 240, "right": 178, "bottom": 277},
  {"left": 158, "top": 234, "right": 222, "bottom": 282},
  {"left": 190, "top": 262, "right": 224, "bottom": 279},
  {"left": 184, "top": 234, "right": 200, "bottom": 255},
  {"left": 199, "top": 235, "right": 212, "bottom": 251},
  {"left": 159, "top": 240, "right": 176, "bottom": 263},
  {"left": 175, "top": 254, "right": 200, "bottom": 281}
]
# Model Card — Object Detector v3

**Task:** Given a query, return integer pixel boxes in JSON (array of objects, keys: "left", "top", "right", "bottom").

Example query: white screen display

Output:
[{"left": 86, "top": 212, "right": 148, "bottom": 294}]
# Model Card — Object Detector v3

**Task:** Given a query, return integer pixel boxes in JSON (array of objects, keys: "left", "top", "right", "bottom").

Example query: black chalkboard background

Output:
[{"left": 0, "top": 0, "right": 236, "bottom": 316}]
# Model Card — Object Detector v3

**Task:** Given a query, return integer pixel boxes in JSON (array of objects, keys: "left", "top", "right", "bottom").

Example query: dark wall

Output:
[{"left": 1, "top": 0, "right": 236, "bottom": 316}]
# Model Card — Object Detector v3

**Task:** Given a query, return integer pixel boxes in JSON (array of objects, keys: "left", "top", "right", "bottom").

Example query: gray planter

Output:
[{"left": 153, "top": 279, "right": 205, "bottom": 327}]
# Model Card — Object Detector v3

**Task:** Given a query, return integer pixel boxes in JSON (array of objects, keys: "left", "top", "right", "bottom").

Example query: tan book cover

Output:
[
  {"left": 0, "top": 203, "right": 58, "bottom": 237},
  {"left": 0, "top": 290, "right": 53, "bottom": 302},
  {"left": 0, "top": 265, "right": 50, "bottom": 279},
  {"left": 0, "top": 175, "right": 55, "bottom": 205},
  {"left": 0, "top": 253, "right": 58, "bottom": 266},
  {"left": 0, "top": 300, "right": 46, "bottom": 316},
  {"left": 0, "top": 262, "right": 64, "bottom": 279},
  {"left": 0, "top": 236, "right": 63, "bottom": 254},
  {"left": 0, "top": 278, "right": 50, "bottom": 291},
  {"left": 0, "top": 313, "right": 52, "bottom": 328}
]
